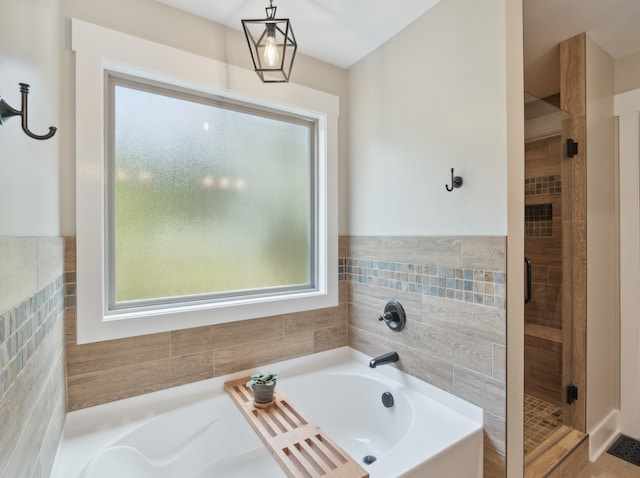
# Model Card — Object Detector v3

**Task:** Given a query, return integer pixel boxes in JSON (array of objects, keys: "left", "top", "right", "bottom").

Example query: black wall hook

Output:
[
  {"left": 445, "top": 168, "right": 463, "bottom": 191},
  {"left": 0, "top": 83, "right": 57, "bottom": 140}
]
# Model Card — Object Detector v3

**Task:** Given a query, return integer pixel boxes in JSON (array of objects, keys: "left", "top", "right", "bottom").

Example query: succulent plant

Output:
[{"left": 246, "top": 372, "right": 279, "bottom": 387}]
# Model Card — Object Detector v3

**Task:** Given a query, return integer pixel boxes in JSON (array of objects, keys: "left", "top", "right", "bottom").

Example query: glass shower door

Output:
[{"left": 523, "top": 93, "right": 575, "bottom": 457}]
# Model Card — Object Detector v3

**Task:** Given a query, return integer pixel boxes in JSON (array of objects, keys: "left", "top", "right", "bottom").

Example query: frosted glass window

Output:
[{"left": 107, "top": 77, "right": 316, "bottom": 310}]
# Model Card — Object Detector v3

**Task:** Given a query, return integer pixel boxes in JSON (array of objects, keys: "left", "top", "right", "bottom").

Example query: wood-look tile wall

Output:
[
  {"left": 0, "top": 237, "right": 66, "bottom": 478},
  {"left": 63, "top": 237, "right": 348, "bottom": 411},
  {"left": 345, "top": 236, "right": 507, "bottom": 478},
  {"left": 525, "top": 135, "right": 563, "bottom": 330}
]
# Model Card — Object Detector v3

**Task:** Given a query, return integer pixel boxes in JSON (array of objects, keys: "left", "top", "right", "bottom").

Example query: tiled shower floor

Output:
[{"left": 524, "top": 394, "right": 563, "bottom": 455}]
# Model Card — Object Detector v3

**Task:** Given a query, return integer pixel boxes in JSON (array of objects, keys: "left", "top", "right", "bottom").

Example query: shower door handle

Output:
[{"left": 525, "top": 257, "right": 532, "bottom": 304}]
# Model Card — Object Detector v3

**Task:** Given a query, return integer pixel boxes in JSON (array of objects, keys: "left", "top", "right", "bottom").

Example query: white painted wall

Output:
[
  {"left": 615, "top": 51, "right": 640, "bottom": 95},
  {"left": 588, "top": 21, "right": 640, "bottom": 459},
  {"left": 505, "top": 0, "right": 525, "bottom": 475},
  {"left": 616, "top": 87, "right": 640, "bottom": 445},
  {"left": 585, "top": 35, "right": 618, "bottom": 459},
  {"left": 347, "top": 0, "right": 509, "bottom": 236},
  {"left": 347, "top": 2, "right": 523, "bottom": 474},
  {"left": 0, "top": 0, "right": 61, "bottom": 236}
]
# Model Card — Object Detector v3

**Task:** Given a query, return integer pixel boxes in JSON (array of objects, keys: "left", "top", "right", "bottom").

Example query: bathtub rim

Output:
[{"left": 51, "top": 346, "right": 483, "bottom": 477}]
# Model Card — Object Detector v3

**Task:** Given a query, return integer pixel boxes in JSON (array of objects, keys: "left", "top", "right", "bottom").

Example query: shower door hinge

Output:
[
  {"left": 567, "top": 384, "right": 579, "bottom": 404},
  {"left": 567, "top": 138, "right": 579, "bottom": 158}
]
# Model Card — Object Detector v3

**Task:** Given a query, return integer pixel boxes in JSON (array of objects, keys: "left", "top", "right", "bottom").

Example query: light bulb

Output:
[{"left": 263, "top": 26, "right": 279, "bottom": 67}]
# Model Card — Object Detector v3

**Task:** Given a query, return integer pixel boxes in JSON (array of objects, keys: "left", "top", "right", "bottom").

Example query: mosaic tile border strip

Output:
[
  {"left": 339, "top": 259, "right": 505, "bottom": 309},
  {"left": 525, "top": 174, "right": 562, "bottom": 196},
  {"left": 0, "top": 276, "right": 64, "bottom": 398}
]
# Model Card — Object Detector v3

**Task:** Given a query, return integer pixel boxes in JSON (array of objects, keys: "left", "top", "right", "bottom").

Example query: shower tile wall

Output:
[
  {"left": 524, "top": 136, "right": 563, "bottom": 331},
  {"left": 345, "top": 236, "right": 507, "bottom": 478},
  {"left": 0, "top": 237, "right": 66, "bottom": 478}
]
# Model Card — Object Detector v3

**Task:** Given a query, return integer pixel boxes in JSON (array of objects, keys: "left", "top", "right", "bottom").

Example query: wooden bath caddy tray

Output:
[{"left": 224, "top": 377, "right": 369, "bottom": 478}]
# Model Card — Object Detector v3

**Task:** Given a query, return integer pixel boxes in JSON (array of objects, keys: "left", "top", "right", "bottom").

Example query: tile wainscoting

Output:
[
  {"left": 63, "top": 235, "right": 507, "bottom": 477},
  {"left": 0, "top": 237, "right": 65, "bottom": 478},
  {"left": 345, "top": 236, "right": 507, "bottom": 478}
]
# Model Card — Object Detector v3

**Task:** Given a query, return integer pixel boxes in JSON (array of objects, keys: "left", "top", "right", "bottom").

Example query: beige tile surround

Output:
[
  {"left": 0, "top": 237, "right": 65, "bottom": 478},
  {"left": 64, "top": 235, "right": 508, "bottom": 477},
  {"left": 346, "top": 235, "right": 507, "bottom": 478}
]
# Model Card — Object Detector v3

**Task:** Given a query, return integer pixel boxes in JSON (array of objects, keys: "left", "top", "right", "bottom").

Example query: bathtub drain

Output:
[{"left": 362, "top": 455, "right": 377, "bottom": 465}]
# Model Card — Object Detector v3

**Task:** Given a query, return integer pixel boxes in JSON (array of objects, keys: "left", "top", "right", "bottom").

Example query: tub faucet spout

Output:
[{"left": 369, "top": 351, "right": 399, "bottom": 368}]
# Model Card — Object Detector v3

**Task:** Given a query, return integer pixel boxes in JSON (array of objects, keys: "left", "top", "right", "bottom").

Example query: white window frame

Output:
[{"left": 72, "top": 19, "right": 339, "bottom": 344}]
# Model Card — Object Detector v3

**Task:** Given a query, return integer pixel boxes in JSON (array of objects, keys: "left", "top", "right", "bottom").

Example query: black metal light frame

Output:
[{"left": 242, "top": 0, "right": 297, "bottom": 83}]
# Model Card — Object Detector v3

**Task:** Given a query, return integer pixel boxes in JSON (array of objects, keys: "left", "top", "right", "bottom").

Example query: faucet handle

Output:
[
  {"left": 378, "top": 300, "right": 405, "bottom": 332},
  {"left": 378, "top": 312, "right": 394, "bottom": 323}
]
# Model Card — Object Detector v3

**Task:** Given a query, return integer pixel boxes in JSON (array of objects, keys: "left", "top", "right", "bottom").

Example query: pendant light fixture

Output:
[{"left": 242, "top": 0, "right": 297, "bottom": 83}]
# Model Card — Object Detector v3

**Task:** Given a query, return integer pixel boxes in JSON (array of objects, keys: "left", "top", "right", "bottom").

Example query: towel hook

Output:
[
  {"left": 445, "top": 168, "right": 463, "bottom": 192},
  {"left": 0, "top": 83, "right": 57, "bottom": 140}
]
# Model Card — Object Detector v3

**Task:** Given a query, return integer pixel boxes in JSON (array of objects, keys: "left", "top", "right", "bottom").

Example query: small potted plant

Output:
[{"left": 246, "top": 372, "right": 279, "bottom": 405}]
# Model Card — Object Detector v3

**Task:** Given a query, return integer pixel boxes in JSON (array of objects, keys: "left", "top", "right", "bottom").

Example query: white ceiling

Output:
[
  {"left": 524, "top": 0, "right": 640, "bottom": 98},
  {"left": 155, "top": 0, "right": 443, "bottom": 69},
  {"left": 157, "top": 0, "right": 640, "bottom": 96}
]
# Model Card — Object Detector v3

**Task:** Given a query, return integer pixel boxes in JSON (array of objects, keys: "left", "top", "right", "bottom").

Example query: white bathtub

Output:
[{"left": 51, "top": 347, "right": 483, "bottom": 478}]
